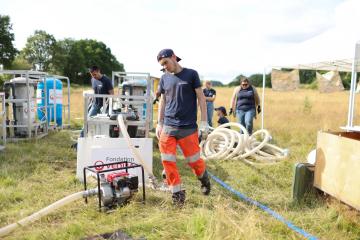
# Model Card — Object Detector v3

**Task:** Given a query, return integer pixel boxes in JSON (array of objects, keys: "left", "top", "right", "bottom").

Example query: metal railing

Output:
[
  {"left": 111, "top": 72, "right": 154, "bottom": 130},
  {"left": 1, "top": 70, "right": 48, "bottom": 140},
  {"left": 0, "top": 70, "right": 72, "bottom": 140},
  {"left": 83, "top": 93, "right": 152, "bottom": 138},
  {"left": 0, "top": 92, "right": 5, "bottom": 150}
]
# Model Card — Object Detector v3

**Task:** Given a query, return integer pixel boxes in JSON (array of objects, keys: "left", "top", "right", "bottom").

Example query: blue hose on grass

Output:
[{"left": 208, "top": 172, "right": 318, "bottom": 240}]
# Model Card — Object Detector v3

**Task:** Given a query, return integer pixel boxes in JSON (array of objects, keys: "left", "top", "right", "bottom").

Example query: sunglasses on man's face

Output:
[{"left": 241, "top": 83, "right": 248, "bottom": 86}]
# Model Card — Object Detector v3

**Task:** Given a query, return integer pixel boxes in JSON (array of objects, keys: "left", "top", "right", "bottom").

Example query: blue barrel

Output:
[{"left": 37, "top": 78, "right": 63, "bottom": 126}]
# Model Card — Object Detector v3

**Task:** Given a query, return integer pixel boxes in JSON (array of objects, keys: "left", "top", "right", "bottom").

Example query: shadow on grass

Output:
[
  {"left": 287, "top": 188, "right": 327, "bottom": 211},
  {"left": 206, "top": 160, "right": 230, "bottom": 181},
  {"left": 241, "top": 162, "right": 288, "bottom": 189}
]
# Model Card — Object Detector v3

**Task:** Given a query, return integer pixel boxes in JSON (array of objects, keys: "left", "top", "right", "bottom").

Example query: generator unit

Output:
[
  {"left": 83, "top": 160, "right": 146, "bottom": 210},
  {"left": 99, "top": 172, "right": 139, "bottom": 207}
]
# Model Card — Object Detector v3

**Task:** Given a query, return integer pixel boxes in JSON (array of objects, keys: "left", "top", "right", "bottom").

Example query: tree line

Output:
[
  {"left": 227, "top": 70, "right": 353, "bottom": 90},
  {"left": 1, "top": 15, "right": 354, "bottom": 88},
  {"left": 0, "top": 15, "right": 124, "bottom": 85}
]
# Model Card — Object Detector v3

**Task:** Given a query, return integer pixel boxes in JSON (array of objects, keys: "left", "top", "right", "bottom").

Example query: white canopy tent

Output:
[
  {"left": 261, "top": 41, "right": 360, "bottom": 131},
  {"left": 273, "top": 59, "right": 354, "bottom": 72}
]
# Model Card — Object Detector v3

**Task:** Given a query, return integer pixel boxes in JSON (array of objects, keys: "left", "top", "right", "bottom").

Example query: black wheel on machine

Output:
[{"left": 127, "top": 126, "right": 138, "bottom": 138}]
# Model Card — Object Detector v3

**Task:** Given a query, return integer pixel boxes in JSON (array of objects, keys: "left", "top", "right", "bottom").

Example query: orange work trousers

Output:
[{"left": 159, "top": 129, "right": 206, "bottom": 193}]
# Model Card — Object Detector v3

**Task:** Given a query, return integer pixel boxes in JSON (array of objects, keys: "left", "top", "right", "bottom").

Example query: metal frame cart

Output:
[
  {"left": 1, "top": 70, "right": 48, "bottom": 140},
  {"left": 84, "top": 72, "right": 153, "bottom": 138},
  {"left": 0, "top": 70, "right": 72, "bottom": 141},
  {"left": 112, "top": 72, "right": 154, "bottom": 131},
  {"left": 0, "top": 92, "right": 5, "bottom": 150},
  {"left": 47, "top": 75, "right": 71, "bottom": 129},
  {"left": 83, "top": 160, "right": 145, "bottom": 211}
]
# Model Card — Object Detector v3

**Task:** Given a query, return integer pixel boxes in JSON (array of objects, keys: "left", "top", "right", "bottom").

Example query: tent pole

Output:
[
  {"left": 261, "top": 67, "right": 266, "bottom": 129},
  {"left": 347, "top": 42, "right": 359, "bottom": 128}
]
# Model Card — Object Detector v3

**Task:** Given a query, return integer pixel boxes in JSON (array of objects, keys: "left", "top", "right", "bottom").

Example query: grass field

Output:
[{"left": 1, "top": 87, "right": 360, "bottom": 240}]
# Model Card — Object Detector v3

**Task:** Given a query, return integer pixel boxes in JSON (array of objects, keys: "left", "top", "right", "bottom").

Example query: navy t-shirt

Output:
[
  {"left": 218, "top": 116, "right": 229, "bottom": 125},
  {"left": 203, "top": 88, "right": 216, "bottom": 102},
  {"left": 159, "top": 68, "right": 201, "bottom": 129},
  {"left": 91, "top": 75, "right": 113, "bottom": 107}
]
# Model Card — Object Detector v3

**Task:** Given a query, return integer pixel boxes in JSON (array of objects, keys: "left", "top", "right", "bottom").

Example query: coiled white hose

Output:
[
  {"left": 0, "top": 189, "right": 98, "bottom": 238},
  {"left": 200, "top": 122, "right": 288, "bottom": 165}
]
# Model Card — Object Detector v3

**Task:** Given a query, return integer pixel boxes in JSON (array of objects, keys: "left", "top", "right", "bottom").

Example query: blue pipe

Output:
[{"left": 208, "top": 172, "right": 318, "bottom": 240}]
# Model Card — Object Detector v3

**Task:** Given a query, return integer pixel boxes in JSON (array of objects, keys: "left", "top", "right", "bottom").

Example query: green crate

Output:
[{"left": 292, "top": 163, "right": 314, "bottom": 202}]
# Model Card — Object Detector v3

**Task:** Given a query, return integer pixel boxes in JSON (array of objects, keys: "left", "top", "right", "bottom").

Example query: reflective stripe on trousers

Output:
[{"left": 159, "top": 130, "right": 206, "bottom": 193}]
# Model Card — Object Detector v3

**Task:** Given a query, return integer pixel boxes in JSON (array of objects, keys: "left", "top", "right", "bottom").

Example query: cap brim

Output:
[{"left": 176, "top": 56, "right": 181, "bottom": 62}]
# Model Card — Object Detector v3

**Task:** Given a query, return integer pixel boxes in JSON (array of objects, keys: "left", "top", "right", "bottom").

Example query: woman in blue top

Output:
[{"left": 229, "top": 78, "right": 261, "bottom": 134}]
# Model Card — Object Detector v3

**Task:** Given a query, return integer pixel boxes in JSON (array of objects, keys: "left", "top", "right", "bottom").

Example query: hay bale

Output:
[
  {"left": 316, "top": 71, "right": 344, "bottom": 93},
  {"left": 271, "top": 69, "right": 300, "bottom": 91}
]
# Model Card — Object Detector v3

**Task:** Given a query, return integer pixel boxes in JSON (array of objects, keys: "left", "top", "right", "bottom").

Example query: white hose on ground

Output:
[
  {"left": 117, "top": 115, "right": 159, "bottom": 189},
  {"left": 0, "top": 116, "right": 162, "bottom": 238},
  {"left": 200, "top": 122, "right": 288, "bottom": 165},
  {"left": 0, "top": 189, "right": 98, "bottom": 238}
]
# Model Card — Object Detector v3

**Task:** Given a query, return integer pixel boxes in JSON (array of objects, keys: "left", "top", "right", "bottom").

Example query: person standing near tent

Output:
[
  {"left": 203, "top": 80, "right": 216, "bottom": 127},
  {"left": 229, "top": 77, "right": 261, "bottom": 134},
  {"left": 156, "top": 49, "right": 211, "bottom": 206}
]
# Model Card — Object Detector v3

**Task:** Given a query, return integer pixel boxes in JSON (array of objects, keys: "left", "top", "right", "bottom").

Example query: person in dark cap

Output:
[
  {"left": 156, "top": 48, "right": 211, "bottom": 206},
  {"left": 215, "top": 106, "right": 229, "bottom": 127},
  {"left": 89, "top": 66, "right": 114, "bottom": 110}
]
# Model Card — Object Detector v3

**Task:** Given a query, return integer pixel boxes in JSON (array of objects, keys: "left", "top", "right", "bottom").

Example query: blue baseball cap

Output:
[
  {"left": 215, "top": 106, "right": 227, "bottom": 116},
  {"left": 157, "top": 49, "right": 182, "bottom": 62},
  {"left": 89, "top": 65, "right": 100, "bottom": 72}
]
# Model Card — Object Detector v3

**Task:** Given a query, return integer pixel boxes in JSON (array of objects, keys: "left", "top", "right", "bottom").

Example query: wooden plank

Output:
[{"left": 314, "top": 131, "right": 360, "bottom": 210}]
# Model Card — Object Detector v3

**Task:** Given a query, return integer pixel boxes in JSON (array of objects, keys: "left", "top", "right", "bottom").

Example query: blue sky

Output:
[{"left": 1, "top": 0, "right": 359, "bottom": 83}]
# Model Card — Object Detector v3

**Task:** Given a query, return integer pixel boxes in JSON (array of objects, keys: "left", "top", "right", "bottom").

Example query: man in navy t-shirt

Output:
[
  {"left": 89, "top": 66, "right": 114, "bottom": 112},
  {"left": 203, "top": 81, "right": 216, "bottom": 127},
  {"left": 78, "top": 66, "right": 113, "bottom": 138},
  {"left": 156, "top": 49, "right": 210, "bottom": 205}
]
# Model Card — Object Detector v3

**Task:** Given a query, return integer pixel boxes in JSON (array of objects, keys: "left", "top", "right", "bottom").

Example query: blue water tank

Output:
[{"left": 37, "top": 78, "right": 63, "bottom": 126}]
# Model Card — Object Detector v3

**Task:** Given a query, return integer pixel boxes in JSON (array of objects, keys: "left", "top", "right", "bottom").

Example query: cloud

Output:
[
  {"left": 266, "top": 0, "right": 360, "bottom": 67},
  {"left": 0, "top": 0, "right": 354, "bottom": 83}
]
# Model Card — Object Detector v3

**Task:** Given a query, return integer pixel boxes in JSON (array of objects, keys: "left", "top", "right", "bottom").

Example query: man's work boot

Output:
[
  {"left": 198, "top": 170, "right": 211, "bottom": 195},
  {"left": 172, "top": 190, "right": 186, "bottom": 206}
]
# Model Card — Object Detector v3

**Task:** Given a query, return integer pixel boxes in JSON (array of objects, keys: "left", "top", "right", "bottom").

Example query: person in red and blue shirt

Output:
[{"left": 156, "top": 49, "right": 211, "bottom": 206}]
